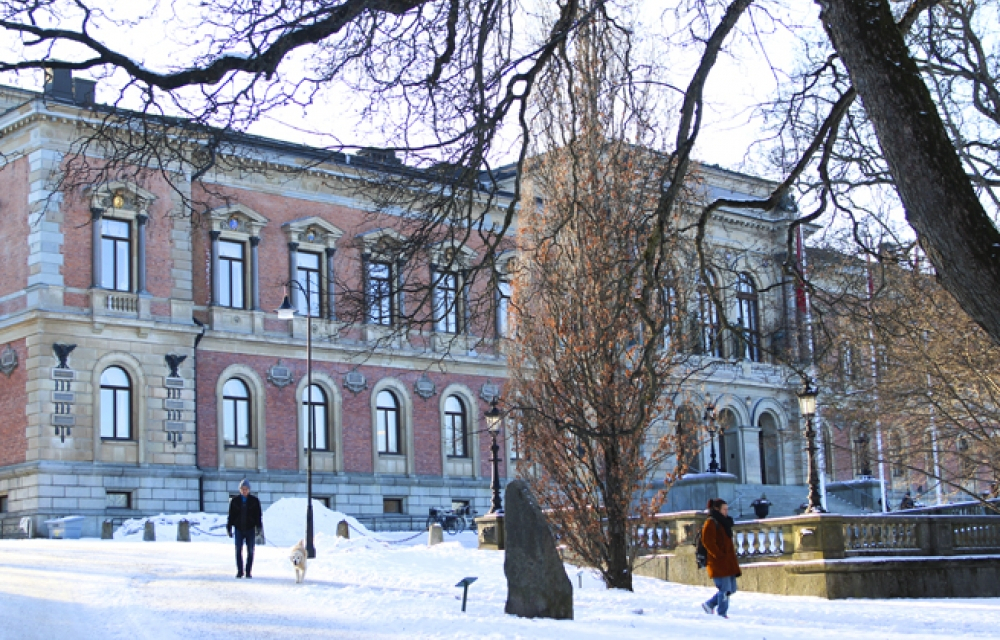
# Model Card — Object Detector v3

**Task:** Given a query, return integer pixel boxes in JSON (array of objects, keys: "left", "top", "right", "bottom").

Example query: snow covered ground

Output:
[{"left": 1, "top": 499, "right": 998, "bottom": 640}]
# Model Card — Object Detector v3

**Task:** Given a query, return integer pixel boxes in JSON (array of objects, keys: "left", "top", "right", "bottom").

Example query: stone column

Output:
[
  {"left": 288, "top": 242, "right": 299, "bottom": 310},
  {"left": 91, "top": 207, "right": 103, "bottom": 288},
  {"left": 249, "top": 236, "right": 261, "bottom": 310},
  {"left": 209, "top": 230, "right": 220, "bottom": 306},
  {"left": 462, "top": 269, "right": 471, "bottom": 335},
  {"left": 325, "top": 247, "right": 336, "bottom": 320},
  {"left": 136, "top": 213, "right": 148, "bottom": 295}
]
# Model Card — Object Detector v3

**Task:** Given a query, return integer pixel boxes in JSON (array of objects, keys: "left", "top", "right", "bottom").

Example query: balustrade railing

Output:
[
  {"left": 641, "top": 510, "right": 1000, "bottom": 562},
  {"left": 843, "top": 519, "right": 920, "bottom": 554},
  {"left": 106, "top": 293, "right": 139, "bottom": 313}
]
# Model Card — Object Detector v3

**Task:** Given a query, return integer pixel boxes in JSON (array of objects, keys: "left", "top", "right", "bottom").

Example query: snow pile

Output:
[
  {"left": 114, "top": 512, "right": 229, "bottom": 542},
  {"left": 262, "top": 497, "right": 375, "bottom": 548}
]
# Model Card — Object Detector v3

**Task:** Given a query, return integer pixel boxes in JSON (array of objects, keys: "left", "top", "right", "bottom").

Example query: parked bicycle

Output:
[{"left": 426, "top": 504, "right": 474, "bottom": 535}]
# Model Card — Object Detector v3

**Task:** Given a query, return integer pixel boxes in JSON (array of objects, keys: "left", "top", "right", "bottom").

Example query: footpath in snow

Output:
[{"left": 1, "top": 498, "right": 997, "bottom": 640}]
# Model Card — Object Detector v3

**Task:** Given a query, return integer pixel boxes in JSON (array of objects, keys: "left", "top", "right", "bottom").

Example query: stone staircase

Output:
[{"left": 729, "top": 484, "right": 872, "bottom": 520}]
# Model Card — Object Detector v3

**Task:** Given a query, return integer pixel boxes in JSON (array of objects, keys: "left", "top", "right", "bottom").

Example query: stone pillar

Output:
[
  {"left": 288, "top": 242, "right": 299, "bottom": 311},
  {"left": 143, "top": 520, "right": 156, "bottom": 542},
  {"left": 101, "top": 520, "right": 113, "bottom": 540},
  {"left": 209, "top": 230, "right": 220, "bottom": 306},
  {"left": 428, "top": 523, "right": 443, "bottom": 546},
  {"left": 91, "top": 207, "right": 103, "bottom": 288},
  {"left": 741, "top": 424, "right": 764, "bottom": 485},
  {"left": 249, "top": 236, "right": 261, "bottom": 310},
  {"left": 790, "top": 514, "right": 845, "bottom": 561},
  {"left": 177, "top": 520, "right": 191, "bottom": 542},
  {"left": 336, "top": 520, "right": 350, "bottom": 539},
  {"left": 136, "top": 213, "right": 148, "bottom": 295},
  {"left": 325, "top": 247, "right": 336, "bottom": 320},
  {"left": 476, "top": 513, "right": 505, "bottom": 551}
]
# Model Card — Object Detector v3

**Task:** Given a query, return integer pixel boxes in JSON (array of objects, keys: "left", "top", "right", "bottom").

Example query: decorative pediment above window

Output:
[
  {"left": 89, "top": 181, "right": 157, "bottom": 220},
  {"left": 208, "top": 204, "right": 268, "bottom": 239},
  {"left": 283, "top": 217, "right": 344, "bottom": 250},
  {"left": 495, "top": 249, "right": 517, "bottom": 276},
  {"left": 429, "top": 240, "right": 478, "bottom": 270},
  {"left": 356, "top": 227, "right": 408, "bottom": 260}
]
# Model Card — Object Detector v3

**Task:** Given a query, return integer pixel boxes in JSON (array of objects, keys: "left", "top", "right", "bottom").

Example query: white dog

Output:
[{"left": 289, "top": 539, "right": 308, "bottom": 584}]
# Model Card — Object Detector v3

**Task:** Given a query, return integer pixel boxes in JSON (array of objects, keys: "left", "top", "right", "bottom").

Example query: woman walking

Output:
[{"left": 700, "top": 498, "right": 741, "bottom": 618}]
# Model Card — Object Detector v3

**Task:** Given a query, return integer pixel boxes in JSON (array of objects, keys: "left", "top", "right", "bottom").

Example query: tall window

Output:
[
  {"left": 218, "top": 240, "right": 245, "bottom": 309},
  {"left": 376, "top": 390, "right": 401, "bottom": 454},
  {"left": 296, "top": 251, "right": 322, "bottom": 317},
  {"left": 662, "top": 276, "right": 678, "bottom": 350},
  {"left": 368, "top": 261, "right": 394, "bottom": 325},
  {"left": 889, "top": 431, "right": 905, "bottom": 478},
  {"left": 434, "top": 272, "right": 460, "bottom": 333},
  {"left": 697, "top": 274, "right": 722, "bottom": 357},
  {"left": 444, "top": 395, "right": 467, "bottom": 457},
  {"left": 300, "top": 384, "right": 328, "bottom": 450},
  {"left": 100, "top": 219, "right": 131, "bottom": 291},
  {"left": 100, "top": 366, "right": 132, "bottom": 439},
  {"left": 736, "top": 273, "right": 761, "bottom": 361},
  {"left": 223, "top": 378, "right": 251, "bottom": 447},
  {"left": 497, "top": 280, "right": 512, "bottom": 337}
]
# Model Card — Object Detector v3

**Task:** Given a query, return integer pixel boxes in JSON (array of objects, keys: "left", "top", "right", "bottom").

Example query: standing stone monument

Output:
[
  {"left": 337, "top": 520, "right": 350, "bottom": 539},
  {"left": 503, "top": 480, "right": 573, "bottom": 620},
  {"left": 143, "top": 520, "right": 156, "bottom": 541}
]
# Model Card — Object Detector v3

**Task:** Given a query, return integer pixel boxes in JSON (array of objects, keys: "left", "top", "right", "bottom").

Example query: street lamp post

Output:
[
  {"left": 276, "top": 282, "right": 316, "bottom": 558},
  {"left": 705, "top": 402, "right": 720, "bottom": 473},
  {"left": 797, "top": 379, "right": 826, "bottom": 514},
  {"left": 484, "top": 399, "right": 504, "bottom": 514}
]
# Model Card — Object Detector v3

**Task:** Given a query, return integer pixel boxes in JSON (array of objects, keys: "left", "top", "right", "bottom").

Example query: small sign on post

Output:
[{"left": 455, "top": 576, "right": 478, "bottom": 612}]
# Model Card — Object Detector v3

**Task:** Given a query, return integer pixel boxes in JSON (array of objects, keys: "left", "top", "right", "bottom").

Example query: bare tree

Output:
[
  {"left": 507, "top": 14, "right": 704, "bottom": 591},
  {"left": 812, "top": 244, "right": 1000, "bottom": 507}
]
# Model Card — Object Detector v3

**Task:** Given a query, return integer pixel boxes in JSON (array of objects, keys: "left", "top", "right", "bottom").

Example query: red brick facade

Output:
[{"left": 0, "top": 338, "right": 28, "bottom": 467}]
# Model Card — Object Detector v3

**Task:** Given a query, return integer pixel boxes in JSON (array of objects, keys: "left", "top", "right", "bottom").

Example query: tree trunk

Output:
[
  {"left": 817, "top": 0, "right": 1000, "bottom": 346},
  {"left": 603, "top": 446, "right": 633, "bottom": 591}
]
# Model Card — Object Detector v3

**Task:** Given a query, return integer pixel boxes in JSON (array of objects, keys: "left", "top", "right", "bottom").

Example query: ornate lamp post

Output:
[
  {"left": 484, "top": 399, "right": 504, "bottom": 514},
  {"left": 705, "top": 402, "right": 720, "bottom": 473},
  {"left": 276, "top": 282, "right": 316, "bottom": 558},
  {"left": 797, "top": 379, "right": 826, "bottom": 514}
]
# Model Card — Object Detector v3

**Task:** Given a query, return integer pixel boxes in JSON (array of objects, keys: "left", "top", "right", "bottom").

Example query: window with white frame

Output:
[
  {"left": 735, "top": 272, "right": 761, "bottom": 362},
  {"left": 222, "top": 378, "right": 251, "bottom": 447},
  {"left": 444, "top": 395, "right": 467, "bottom": 457},
  {"left": 296, "top": 251, "right": 322, "bottom": 317},
  {"left": 376, "top": 390, "right": 401, "bottom": 454},
  {"left": 367, "top": 261, "right": 395, "bottom": 326},
  {"left": 300, "top": 384, "right": 329, "bottom": 451},
  {"left": 100, "top": 366, "right": 132, "bottom": 439},
  {"left": 100, "top": 219, "right": 132, "bottom": 291},
  {"left": 434, "top": 271, "right": 460, "bottom": 333},
  {"left": 497, "top": 280, "right": 512, "bottom": 337},
  {"left": 218, "top": 240, "right": 246, "bottom": 309},
  {"left": 697, "top": 274, "right": 722, "bottom": 357}
]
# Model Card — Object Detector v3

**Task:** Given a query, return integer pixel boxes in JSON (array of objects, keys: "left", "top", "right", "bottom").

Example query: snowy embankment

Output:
[{"left": 0, "top": 498, "right": 997, "bottom": 640}]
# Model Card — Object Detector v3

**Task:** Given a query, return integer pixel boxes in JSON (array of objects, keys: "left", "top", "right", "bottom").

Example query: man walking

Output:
[{"left": 227, "top": 479, "right": 263, "bottom": 579}]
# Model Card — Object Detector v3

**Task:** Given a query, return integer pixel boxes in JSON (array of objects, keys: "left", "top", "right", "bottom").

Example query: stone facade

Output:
[{"left": 0, "top": 78, "right": 811, "bottom": 537}]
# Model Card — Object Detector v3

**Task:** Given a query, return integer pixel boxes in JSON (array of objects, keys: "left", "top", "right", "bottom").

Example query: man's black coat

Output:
[{"left": 227, "top": 494, "right": 263, "bottom": 535}]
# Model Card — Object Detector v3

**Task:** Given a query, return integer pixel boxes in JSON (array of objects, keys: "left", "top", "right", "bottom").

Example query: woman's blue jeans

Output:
[{"left": 705, "top": 576, "right": 738, "bottom": 616}]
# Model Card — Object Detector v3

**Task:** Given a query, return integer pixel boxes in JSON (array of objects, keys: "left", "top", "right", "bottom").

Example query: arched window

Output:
[
  {"left": 300, "top": 384, "right": 329, "bottom": 451},
  {"left": 736, "top": 273, "right": 761, "bottom": 362},
  {"left": 376, "top": 390, "right": 401, "bottom": 454},
  {"left": 100, "top": 366, "right": 132, "bottom": 439},
  {"left": 223, "top": 378, "right": 251, "bottom": 447},
  {"left": 444, "top": 395, "right": 467, "bottom": 458},
  {"left": 697, "top": 273, "right": 722, "bottom": 357}
]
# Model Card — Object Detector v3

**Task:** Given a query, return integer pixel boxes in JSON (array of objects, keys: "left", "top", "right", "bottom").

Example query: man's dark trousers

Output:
[{"left": 234, "top": 528, "right": 255, "bottom": 576}]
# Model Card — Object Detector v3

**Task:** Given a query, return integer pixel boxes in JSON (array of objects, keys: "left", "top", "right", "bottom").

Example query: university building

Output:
[{"left": 0, "top": 73, "right": 820, "bottom": 536}]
